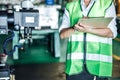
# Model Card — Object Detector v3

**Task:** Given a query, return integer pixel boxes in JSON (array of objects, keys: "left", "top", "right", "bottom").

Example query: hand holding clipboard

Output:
[{"left": 78, "top": 17, "right": 113, "bottom": 28}]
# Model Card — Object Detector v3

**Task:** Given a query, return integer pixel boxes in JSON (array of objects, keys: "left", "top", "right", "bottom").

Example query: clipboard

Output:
[{"left": 79, "top": 17, "right": 113, "bottom": 28}]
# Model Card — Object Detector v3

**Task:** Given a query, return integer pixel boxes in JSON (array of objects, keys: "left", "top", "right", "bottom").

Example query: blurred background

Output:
[{"left": 0, "top": 0, "right": 120, "bottom": 80}]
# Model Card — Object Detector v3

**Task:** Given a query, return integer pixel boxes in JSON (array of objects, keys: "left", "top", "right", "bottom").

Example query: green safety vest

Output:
[{"left": 66, "top": 0, "right": 113, "bottom": 77}]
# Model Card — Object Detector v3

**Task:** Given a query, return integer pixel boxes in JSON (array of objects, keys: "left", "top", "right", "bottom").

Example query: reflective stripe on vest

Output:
[
  {"left": 67, "top": 53, "right": 112, "bottom": 63},
  {"left": 66, "top": 0, "right": 113, "bottom": 76},
  {"left": 69, "top": 34, "right": 112, "bottom": 45}
]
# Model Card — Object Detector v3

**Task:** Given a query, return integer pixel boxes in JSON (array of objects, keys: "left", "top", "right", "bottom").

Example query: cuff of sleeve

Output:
[{"left": 108, "top": 27, "right": 117, "bottom": 38}]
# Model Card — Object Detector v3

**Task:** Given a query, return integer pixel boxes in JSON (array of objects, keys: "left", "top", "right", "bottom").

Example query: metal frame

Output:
[{"left": 13, "top": 29, "right": 61, "bottom": 59}]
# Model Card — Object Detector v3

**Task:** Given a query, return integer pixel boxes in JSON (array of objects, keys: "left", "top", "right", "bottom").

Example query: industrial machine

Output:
[
  {"left": 0, "top": 0, "right": 61, "bottom": 79},
  {"left": 0, "top": 0, "right": 39, "bottom": 79}
]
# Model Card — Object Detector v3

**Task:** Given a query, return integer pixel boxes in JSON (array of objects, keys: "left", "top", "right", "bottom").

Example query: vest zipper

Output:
[
  {"left": 83, "top": 33, "right": 90, "bottom": 74},
  {"left": 83, "top": 33, "right": 87, "bottom": 65},
  {"left": 82, "top": 0, "right": 95, "bottom": 68}
]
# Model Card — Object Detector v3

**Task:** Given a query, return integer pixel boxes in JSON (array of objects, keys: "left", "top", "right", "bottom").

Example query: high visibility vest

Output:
[{"left": 66, "top": 0, "right": 113, "bottom": 77}]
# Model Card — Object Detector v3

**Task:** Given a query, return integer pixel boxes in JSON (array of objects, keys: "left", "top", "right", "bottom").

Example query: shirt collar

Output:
[
  {"left": 81, "top": 0, "right": 96, "bottom": 9},
  {"left": 81, "top": 0, "right": 96, "bottom": 4},
  {"left": 80, "top": 0, "right": 97, "bottom": 16}
]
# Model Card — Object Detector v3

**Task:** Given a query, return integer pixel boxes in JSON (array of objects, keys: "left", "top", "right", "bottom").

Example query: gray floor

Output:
[
  {"left": 14, "top": 62, "right": 120, "bottom": 80},
  {"left": 15, "top": 63, "right": 65, "bottom": 80},
  {"left": 111, "top": 78, "right": 120, "bottom": 80}
]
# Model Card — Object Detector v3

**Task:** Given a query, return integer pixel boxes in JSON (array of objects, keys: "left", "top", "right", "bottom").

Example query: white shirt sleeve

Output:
[
  {"left": 59, "top": 8, "right": 70, "bottom": 32},
  {"left": 105, "top": 3, "right": 117, "bottom": 38},
  {"left": 59, "top": 3, "right": 118, "bottom": 38}
]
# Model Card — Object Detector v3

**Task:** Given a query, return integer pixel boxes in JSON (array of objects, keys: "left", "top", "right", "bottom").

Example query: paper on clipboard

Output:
[{"left": 79, "top": 17, "right": 113, "bottom": 28}]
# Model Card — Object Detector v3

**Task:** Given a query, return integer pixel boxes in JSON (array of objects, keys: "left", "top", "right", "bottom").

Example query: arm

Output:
[
  {"left": 60, "top": 27, "right": 74, "bottom": 39},
  {"left": 74, "top": 23, "right": 113, "bottom": 38},
  {"left": 59, "top": 8, "right": 75, "bottom": 39},
  {"left": 87, "top": 28, "right": 113, "bottom": 38},
  {"left": 60, "top": 3, "right": 117, "bottom": 39},
  {"left": 74, "top": 3, "right": 117, "bottom": 38}
]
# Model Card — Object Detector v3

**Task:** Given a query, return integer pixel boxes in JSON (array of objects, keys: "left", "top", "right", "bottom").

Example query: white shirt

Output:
[{"left": 59, "top": 0, "right": 117, "bottom": 38}]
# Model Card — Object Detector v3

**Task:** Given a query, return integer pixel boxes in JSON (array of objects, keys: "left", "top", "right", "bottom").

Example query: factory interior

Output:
[{"left": 0, "top": 0, "right": 120, "bottom": 80}]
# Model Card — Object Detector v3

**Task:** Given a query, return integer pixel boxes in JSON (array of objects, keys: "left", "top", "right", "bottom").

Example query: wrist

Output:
[
  {"left": 71, "top": 26, "right": 75, "bottom": 31},
  {"left": 87, "top": 28, "right": 93, "bottom": 33}
]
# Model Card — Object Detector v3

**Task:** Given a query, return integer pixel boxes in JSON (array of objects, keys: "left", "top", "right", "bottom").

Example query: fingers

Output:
[
  {"left": 74, "top": 23, "right": 84, "bottom": 31},
  {"left": 78, "top": 22, "right": 91, "bottom": 29},
  {"left": 74, "top": 22, "right": 90, "bottom": 32},
  {"left": 75, "top": 23, "right": 84, "bottom": 29}
]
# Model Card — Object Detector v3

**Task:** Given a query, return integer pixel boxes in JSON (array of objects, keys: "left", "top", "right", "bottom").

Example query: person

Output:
[{"left": 59, "top": 0, "right": 117, "bottom": 80}]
